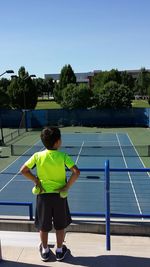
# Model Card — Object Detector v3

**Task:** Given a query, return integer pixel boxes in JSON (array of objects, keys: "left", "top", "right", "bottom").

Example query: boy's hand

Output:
[
  {"left": 58, "top": 185, "right": 68, "bottom": 193},
  {"left": 20, "top": 165, "right": 45, "bottom": 194},
  {"left": 35, "top": 178, "right": 45, "bottom": 193}
]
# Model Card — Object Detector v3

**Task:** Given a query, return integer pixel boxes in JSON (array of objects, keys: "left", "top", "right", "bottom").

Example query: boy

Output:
[{"left": 20, "top": 127, "right": 80, "bottom": 262}]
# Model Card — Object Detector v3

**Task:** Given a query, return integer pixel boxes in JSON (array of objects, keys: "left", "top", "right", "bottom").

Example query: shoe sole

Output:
[
  {"left": 39, "top": 245, "right": 50, "bottom": 262},
  {"left": 40, "top": 257, "right": 50, "bottom": 262},
  {"left": 56, "top": 249, "right": 68, "bottom": 261}
]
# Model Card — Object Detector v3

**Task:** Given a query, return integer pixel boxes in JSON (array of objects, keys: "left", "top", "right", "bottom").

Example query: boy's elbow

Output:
[
  {"left": 74, "top": 168, "right": 80, "bottom": 177},
  {"left": 70, "top": 166, "right": 80, "bottom": 178},
  {"left": 20, "top": 165, "right": 29, "bottom": 175},
  {"left": 77, "top": 169, "right": 80, "bottom": 176}
]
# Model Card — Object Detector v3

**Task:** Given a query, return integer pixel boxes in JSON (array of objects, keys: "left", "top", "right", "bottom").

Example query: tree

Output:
[
  {"left": 33, "top": 78, "right": 45, "bottom": 97},
  {"left": 59, "top": 64, "right": 76, "bottom": 89},
  {"left": 121, "top": 71, "right": 135, "bottom": 90},
  {"left": 0, "top": 87, "right": 10, "bottom": 108},
  {"left": 18, "top": 66, "right": 28, "bottom": 78},
  {"left": 8, "top": 66, "right": 37, "bottom": 109},
  {"left": 0, "top": 78, "right": 10, "bottom": 92},
  {"left": 7, "top": 79, "right": 21, "bottom": 109},
  {"left": 54, "top": 64, "right": 76, "bottom": 103},
  {"left": 44, "top": 77, "right": 55, "bottom": 98},
  {"left": 135, "top": 68, "right": 150, "bottom": 95},
  {"left": 93, "top": 81, "right": 134, "bottom": 108},
  {"left": 61, "top": 84, "right": 92, "bottom": 109},
  {"left": 0, "top": 78, "right": 11, "bottom": 108},
  {"left": 93, "top": 69, "right": 122, "bottom": 91}
]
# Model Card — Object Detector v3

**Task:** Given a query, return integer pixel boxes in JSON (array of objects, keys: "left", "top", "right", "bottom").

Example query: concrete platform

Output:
[{"left": 0, "top": 231, "right": 150, "bottom": 267}]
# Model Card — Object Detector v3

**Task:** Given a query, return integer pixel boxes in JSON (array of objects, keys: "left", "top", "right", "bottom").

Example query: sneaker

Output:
[
  {"left": 56, "top": 245, "right": 68, "bottom": 261},
  {"left": 39, "top": 244, "right": 50, "bottom": 262}
]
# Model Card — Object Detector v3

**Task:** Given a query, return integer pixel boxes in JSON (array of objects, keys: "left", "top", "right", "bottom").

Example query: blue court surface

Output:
[{"left": 0, "top": 132, "right": 150, "bottom": 218}]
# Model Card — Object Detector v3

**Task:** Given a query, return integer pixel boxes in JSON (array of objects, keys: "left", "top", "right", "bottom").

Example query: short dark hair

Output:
[{"left": 41, "top": 127, "right": 61, "bottom": 149}]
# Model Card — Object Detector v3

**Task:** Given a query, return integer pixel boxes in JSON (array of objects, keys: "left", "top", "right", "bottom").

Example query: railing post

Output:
[
  {"left": 105, "top": 160, "right": 111, "bottom": 250},
  {"left": 29, "top": 203, "right": 33, "bottom": 220}
]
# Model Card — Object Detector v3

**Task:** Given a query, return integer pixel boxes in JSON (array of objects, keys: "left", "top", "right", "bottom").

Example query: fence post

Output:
[{"left": 105, "top": 160, "right": 111, "bottom": 250}]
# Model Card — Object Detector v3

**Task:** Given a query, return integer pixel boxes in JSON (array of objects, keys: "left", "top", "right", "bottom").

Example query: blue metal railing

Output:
[
  {"left": 105, "top": 160, "right": 111, "bottom": 251},
  {"left": 1, "top": 164, "right": 150, "bottom": 251},
  {"left": 0, "top": 201, "right": 33, "bottom": 220},
  {"left": 104, "top": 160, "right": 150, "bottom": 251}
]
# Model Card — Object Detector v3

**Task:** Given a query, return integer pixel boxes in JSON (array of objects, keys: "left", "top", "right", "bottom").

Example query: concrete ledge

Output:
[
  {"left": 0, "top": 220, "right": 35, "bottom": 232},
  {"left": 1, "top": 219, "right": 150, "bottom": 236}
]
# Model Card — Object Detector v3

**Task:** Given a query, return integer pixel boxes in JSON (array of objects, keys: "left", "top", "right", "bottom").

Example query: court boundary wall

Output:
[{"left": 1, "top": 108, "right": 150, "bottom": 128}]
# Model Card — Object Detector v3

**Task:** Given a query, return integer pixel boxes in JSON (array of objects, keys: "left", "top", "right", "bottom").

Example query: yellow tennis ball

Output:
[
  {"left": 32, "top": 186, "right": 40, "bottom": 195},
  {"left": 60, "top": 191, "right": 68, "bottom": 198}
]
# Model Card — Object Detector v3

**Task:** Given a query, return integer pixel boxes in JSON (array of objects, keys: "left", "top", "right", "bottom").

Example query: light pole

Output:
[
  {"left": 0, "top": 70, "right": 14, "bottom": 77},
  {"left": 11, "top": 74, "right": 36, "bottom": 80}
]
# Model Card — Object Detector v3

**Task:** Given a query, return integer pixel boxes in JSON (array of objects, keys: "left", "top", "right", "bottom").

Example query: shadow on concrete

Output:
[
  {"left": 65, "top": 254, "right": 150, "bottom": 267},
  {"left": 1, "top": 255, "right": 150, "bottom": 267}
]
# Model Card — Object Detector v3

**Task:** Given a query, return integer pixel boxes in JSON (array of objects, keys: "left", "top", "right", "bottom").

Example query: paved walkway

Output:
[{"left": 1, "top": 231, "right": 150, "bottom": 267}]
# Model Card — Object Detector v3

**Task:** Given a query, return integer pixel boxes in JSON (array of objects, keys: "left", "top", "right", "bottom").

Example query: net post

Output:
[
  {"left": 10, "top": 145, "right": 14, "bottom": 156},
  {"left": 148, "top": 145, "right": 150, "bottom": 157},
  {"left": 105, "top": 159, "right": 111, "bottom": 251}
]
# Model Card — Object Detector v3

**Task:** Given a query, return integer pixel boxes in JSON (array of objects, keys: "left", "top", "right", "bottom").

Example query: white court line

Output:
[
  {"left": 0, "top": 172, "right": 20, "bottom": 193},
  {"left": 72, "top": 180, "right": 130, "bottom": 183},
  {"left": 75, "top": 141, "right": 84, "bottom": 164},
  {"left": 126, "top": 133, "right": 150, "bottom": 178},
  {"left": 0, "top": 139, "right": 42, "bottom": 192},
  {"left": 0, "top": 139, "right": 41, "bottom": 174},
  {"left": 116, "top": 133, "right": 142, "bottom": 215}
]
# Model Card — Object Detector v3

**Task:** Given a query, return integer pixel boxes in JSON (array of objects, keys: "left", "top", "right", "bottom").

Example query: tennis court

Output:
[{"left": 0, "top": 132, "right": 150, "bottom": 218}]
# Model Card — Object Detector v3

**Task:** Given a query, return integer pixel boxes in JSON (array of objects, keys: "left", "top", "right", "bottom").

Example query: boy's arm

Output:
[
  {"left": 59, "top": 165, "right": 80, "bottom": 192},
  {"left": 20, "top": 165, "right": 44, "bottom": 192}
]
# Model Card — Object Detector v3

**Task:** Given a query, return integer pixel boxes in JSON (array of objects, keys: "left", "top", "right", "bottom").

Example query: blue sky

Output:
[{"left": 1, "top": 0, "right": 150, "bottom": 78}]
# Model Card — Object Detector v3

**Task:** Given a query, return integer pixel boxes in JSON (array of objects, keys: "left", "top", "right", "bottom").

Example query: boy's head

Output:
[{"left": 41, "top": 127, "right": 61, "bottom": 149}]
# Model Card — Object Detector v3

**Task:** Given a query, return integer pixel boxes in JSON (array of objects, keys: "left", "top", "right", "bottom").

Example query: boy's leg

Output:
[
  {"left": 39, "top": 230, "right": 50, "bottom": 262},
  {"left": 56, "top": 229, "right": 65, "bottom": 248},
  {"left": 35, "top": 194, "right": 52, "bottom": 261},
  {"left": 53, "top": 196, "right": 72, "bottom": 260},
  {"left": 55, "top": 228, "right": 68, "bottom": 261},
  {"left": 40, "top": 230, "right": 48, "bottom": 248}
]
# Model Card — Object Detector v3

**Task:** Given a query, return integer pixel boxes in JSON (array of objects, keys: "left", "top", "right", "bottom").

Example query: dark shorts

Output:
[{"left": 35, "top": 193, "right": 72, "bottom": 231}]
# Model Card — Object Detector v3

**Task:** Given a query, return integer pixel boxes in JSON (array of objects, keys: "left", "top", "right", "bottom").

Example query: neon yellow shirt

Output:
[{"left": 25, "top": 149, "right": 75, "bottom": 193}]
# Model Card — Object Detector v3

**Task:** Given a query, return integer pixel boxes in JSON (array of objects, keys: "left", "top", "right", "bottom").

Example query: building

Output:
[
  {"left": 44, "top": 70, "right": 102, "bottom": 88},
  {"left": 44, "top": 69, "right": 150, "bottom": 88}
]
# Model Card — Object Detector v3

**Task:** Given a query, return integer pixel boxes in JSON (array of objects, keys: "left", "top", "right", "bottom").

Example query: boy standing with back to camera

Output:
[{"left": 20, "top": 127, "right": 80, "bottom": 262}]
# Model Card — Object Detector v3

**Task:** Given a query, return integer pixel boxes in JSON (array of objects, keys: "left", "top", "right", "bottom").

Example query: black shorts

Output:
[{"left": 35, "top": 193, "right": 72, "bottom": 231}]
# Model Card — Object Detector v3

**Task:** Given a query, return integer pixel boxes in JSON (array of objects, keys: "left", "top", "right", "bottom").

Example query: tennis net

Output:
[
  {"left": 3, "top": 112, "right": 26, "bottom": 144},
  {"left": 10, "top": 144, "right": 150, "bottom": 157}
]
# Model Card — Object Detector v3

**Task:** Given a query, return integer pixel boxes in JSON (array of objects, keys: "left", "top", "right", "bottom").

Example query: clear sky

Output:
[{"left": 1, "top": 0, "right": 150, "bottom": 78}]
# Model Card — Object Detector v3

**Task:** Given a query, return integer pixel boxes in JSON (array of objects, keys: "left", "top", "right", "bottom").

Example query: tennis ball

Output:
[
  {"left": 60, "top": 191, "right": 68, "bottom": 198},
  {"left": 32, "top": 186, "right": 41, "bottom": 195}
]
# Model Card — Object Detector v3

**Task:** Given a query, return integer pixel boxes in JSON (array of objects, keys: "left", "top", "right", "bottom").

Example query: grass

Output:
[
  {"left": 132, "top": 99, "right": 150, "bottom": 108},
  {"left": 36, "top": 100, "right": 61, "bottom": 109},
  {"left": 36, "top": 99, "right": 150, "bottom": 109}
]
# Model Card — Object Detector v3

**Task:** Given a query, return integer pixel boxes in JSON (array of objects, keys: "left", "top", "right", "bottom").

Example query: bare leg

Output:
[
  {"left": 40, "top": 230, "right": 48, "bottom": 248},
  {"left": 56, "top": 229, "right": 65, "bottom": 248}
]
